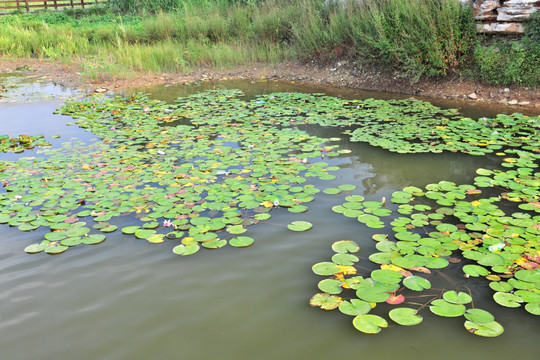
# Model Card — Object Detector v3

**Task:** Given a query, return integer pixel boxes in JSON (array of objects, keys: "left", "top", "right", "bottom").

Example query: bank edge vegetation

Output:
[{"left": 0, "top": 0, "right": 538, "bottom": 86}]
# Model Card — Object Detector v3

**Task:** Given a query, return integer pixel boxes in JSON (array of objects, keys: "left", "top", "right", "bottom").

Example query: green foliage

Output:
[
  {"left": 0, "top": 0, "right": 536, "bottom": 86},
  {"left": 472, "top": 12, "right": 540, "bottom": 87}
]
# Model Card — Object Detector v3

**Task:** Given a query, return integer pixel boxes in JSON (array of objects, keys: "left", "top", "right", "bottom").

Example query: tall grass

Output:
[{"left": 0, "top": 0, "right": 534, "bottom": 86}]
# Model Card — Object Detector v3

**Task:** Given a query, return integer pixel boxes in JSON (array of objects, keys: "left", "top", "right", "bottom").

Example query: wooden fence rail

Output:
[{"left": 0, "top": 0, "right": 102, "bottom": 13}]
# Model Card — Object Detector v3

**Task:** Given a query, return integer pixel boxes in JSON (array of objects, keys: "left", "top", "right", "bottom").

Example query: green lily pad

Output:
[
  {"left": 463, "top": 264, "right": 489, "bottom": 277},
  {"left": 172, "top": 243, "right": 200, "bottom": 256},
  {"left": 24, "top": 241, "right": 49, "bottom": 254},
  {"left": 318, "top": 279, "right": 343, "bottom": 294},
  {"left": 464, "top": 320, "right": 504, "bottom": 337},
  {"left": 371, "top": 269, "right": 403, "bottom": 284},
  {"left": 61, "top": 237, "right": 84, "bottom": 247},
  {"left": 83, "top": 234, "right": 106, "bottom": 245},
  {"left": 352, "top": 314, "right": 388, "bottom": 334},
  {"left": 429, "top": 299, "right": 466, "bottom": 317},
  {"left": 403, "top": 276, "right": 431, "bottom": 291},
  {"left": 514, "top": 269, "right": 540, "bottom": 284},
  {"left": 226, "top": 225, "right": 246, "bottom": 234},
  {"left": 443, "top": 291, "right": 472, "bottom": 305},
  {"left": 464, "top": 309, "right": 495, "bottom": 323},
  {"left": 202, "top": 238, "right": 227, "bottom": 249},
  {"left": 389, "top": 308, "right": 423, "bottom": 326},
  {"left": 229, "top": 236, "right": 254, "bottom": 248},
  {"left": 121, "top": 226, "right": 141, "bottom": 235},
  {"left": 493, "top": 292, "right": 523, "bottom": 308},
  {"left": 45, "top": 244, "right": 69, "bottom": 254},
  {"left": 524, "top": 302, "right": 540, "bottom": 315},
  {"left": 356, "top": 285, "right": 391, "bottom": 303},
  {"left": 332, "top": 253, "right": 359, "bottom": 266},
  {"left": 338, "top": 299, "right": 372, "bottom": 316},
  {"left": 312, "top": 262, "right": 341, "bottom": 276},
  {"left": 287, "top": 221, "right": 312, "bottom": 231},
  {"left": 331, "top": 240, "right": 360, "bottom": 253}
]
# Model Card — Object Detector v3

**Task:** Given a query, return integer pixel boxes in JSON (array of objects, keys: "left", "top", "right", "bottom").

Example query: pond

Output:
[{"left": 1, "top": 76, "right": 538, "bottom": 360}]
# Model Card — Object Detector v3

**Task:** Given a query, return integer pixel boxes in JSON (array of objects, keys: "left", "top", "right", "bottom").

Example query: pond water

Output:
[{"left": 1, "top": 77, "right": 538, "bottom": 360}]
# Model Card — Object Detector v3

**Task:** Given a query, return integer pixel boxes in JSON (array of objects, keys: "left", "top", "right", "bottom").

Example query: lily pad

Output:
[
  {"left": 403, "top": 276, "right": 431, "bottom": 291},
  {"left": 310, "top": 293, "right": 342, "bottom": 310},
  {"left": 287, "top": 221, "right": 312, "bottom": 231},
  {"left": 464, "top": 320, "right": 504, "bottom": 337},
  {"left": 429, "top": 299, "right": 466, "bottom": 317},
  {"left": 352, "top": 314, "right": 388, "bottom": 334},
  {"left": 331, "top": 240, "right": 360, "bottom": 253},
  {"left": 389, "top": 308, "right": 423, "bottom": 326},
  {"left": 229, "top": 236, "right": 254, "bottom": 248},
  {"left": 443, "top": 291, "right": 472, "bottom": 305},
  {"left": 338, "top": 299, "right": 372, "bottom": 316}
]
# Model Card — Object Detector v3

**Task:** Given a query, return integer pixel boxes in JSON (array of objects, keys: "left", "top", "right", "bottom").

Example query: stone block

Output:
[{"left": 476, "top": 22, "right": 526, "bottom": 33}]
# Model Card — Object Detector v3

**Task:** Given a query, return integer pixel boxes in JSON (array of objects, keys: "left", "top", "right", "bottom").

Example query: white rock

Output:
[
  {"left": 517, "top": 101, "right": 530, "bottom": 106},
  {"left": 508, "top": 99, "right": 519, "bottom": 105},
  {"left": 468, "top": 92, "right": 478, "bottom": 100}
]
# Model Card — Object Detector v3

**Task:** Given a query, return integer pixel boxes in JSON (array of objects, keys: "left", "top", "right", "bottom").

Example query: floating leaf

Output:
[
  {"left": 338, "top": 299, "right": 372, "bottom": 316},
  {"left": 312, "top": 262, "right": 341, "bottom": 276},
  {"left": 389, "top": 308, "right": 423, "bottom": 326},
  {"left": 464, "top": 309, "right": 495, "bottom": 323},
  {"left": 172, "top": 243, "right": 200, "bottom": 256},
  {"left": 443, "top": 291, "right": 472, "bottom": 305},
  {"left": 403, "top": 276, "right": 431, "bottom": 291},
  {"left": 310, "top": 293, "right": 342, "bottom": 310},
  {"left": 332, "top": 240, "right": 360, "bottom": 253},
  {"left": 332, "top": 253, "right": 359, "bottom": 266},
  {"left": 463, "top": 264, "right": 489, "bottom": 277},
  {"left": 429, "top": 299, "right": 466, "bottom": 317},
  {"left": 464, "top": 320, "right": 504, "bottom": 337},
  {"left": 287, "top": 221, "right": 312, "bottom": 231},
  {"left": 229, "top": 236, "right": 254, "bottom": 248},
  {"left": 352, "top": 314, "right": 388, "bottom": 334},
  {"left": 24, "top": 241, "right": 48, "bottom": 254},
  {"left": 493, "top": 292, "right": 523, "bottom": 308},
  {"left": 83, "top": 234, "right": 106, "bottom": 245},
  {"left": 318, "top": 279, "right": 343, "bottom": 294},
  {"left": 371, "top": 269, "right": 403, "bottom": 284}
]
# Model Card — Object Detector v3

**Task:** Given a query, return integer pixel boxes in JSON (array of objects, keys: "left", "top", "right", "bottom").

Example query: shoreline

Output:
[{"left": 1, "top": 58, "right": 539, "bottom": 112}]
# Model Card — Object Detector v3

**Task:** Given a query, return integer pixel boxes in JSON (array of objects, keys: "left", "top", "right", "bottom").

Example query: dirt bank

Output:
[{"left": 1, "top": 58, "right": 539, "bottom": 112}]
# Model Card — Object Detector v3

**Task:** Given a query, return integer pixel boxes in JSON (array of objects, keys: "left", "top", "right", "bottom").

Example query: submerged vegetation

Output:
[
  {"left": 0, "top": 88, "right": 538, "bottom": 337},
  {"left": 0, "top": 0, "right": 538, "bottom": 86}
]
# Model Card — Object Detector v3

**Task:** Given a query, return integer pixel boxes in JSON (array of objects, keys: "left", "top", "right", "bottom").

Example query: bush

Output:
[{"left": 473, "top": 12, "right": 540, "bottom": 87}]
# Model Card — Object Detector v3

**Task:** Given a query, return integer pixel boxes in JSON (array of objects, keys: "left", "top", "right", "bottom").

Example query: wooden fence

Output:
[{"left": 0, "top": 1, "right": 102, "bottom": 13}]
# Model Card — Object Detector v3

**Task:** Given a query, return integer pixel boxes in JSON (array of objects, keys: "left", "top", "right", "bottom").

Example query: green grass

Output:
[{"left": 0, "top": 0, "right": 537, "bottom": 86}]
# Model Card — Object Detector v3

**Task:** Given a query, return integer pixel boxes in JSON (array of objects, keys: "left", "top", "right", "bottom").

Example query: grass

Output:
[{"left": 0, "top": 0, "right": 537, "bottom": 86}]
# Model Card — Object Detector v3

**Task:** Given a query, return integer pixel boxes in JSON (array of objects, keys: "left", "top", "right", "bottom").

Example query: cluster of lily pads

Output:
[
  {"left": 2, "top": 90, "right": 350, "bottom": 255},
  {"left": 0, "top": 134, "right": 50, "bottom": 153},
  {"left": 0, "top": 88, "right": 538, "bottom": 337},
  {"left": 306, "top": 95, "right": 539, "bottom": 336},
  {"left": 311, "top": 239, "right": 505, "bottom": 337}
]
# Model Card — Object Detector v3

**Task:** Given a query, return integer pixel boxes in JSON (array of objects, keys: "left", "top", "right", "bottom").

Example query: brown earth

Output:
[{"left": 1, "top": 58, "right": 539, "bottom": 112}]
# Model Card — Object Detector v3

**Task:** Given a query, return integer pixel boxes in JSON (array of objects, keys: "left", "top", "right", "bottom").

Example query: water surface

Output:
[{"left": 1, "top": 78, "right": 538, "bottom": 360}]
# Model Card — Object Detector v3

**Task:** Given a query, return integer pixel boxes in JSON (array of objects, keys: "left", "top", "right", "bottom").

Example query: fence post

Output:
[
  {"left": 70, "top": 0, "right": 74, "bottom": 9},
  {"left": 24, "top": 0, "right": 29, "bottom": 12},
  {"left": 44, "top": 0, "right": 47, "bottom": 10},
  {"left": 81, "top": 0, "right": 85, "bottom": 9},
  {"left": 54, "top": 0, "right": 57, "bottom": 10}
]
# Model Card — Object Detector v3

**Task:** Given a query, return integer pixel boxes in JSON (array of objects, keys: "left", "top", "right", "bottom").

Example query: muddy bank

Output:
[{"left": 1, "top": 58, "right": 539, "bottom": 111}]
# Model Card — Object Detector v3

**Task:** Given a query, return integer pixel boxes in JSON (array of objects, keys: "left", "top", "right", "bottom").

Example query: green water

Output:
[{"left": 0, "top": 79, "right": 538, "bottom": 360}]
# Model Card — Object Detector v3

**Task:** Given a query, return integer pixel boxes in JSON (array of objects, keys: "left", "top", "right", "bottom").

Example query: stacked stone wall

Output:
[{"left": 473, "top": 0, "right": 539, "bottom": 34}]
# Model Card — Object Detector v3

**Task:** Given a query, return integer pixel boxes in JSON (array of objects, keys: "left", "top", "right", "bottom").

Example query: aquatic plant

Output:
[{"left": 0, "top": 89, "right": 537, "bottom": 338}]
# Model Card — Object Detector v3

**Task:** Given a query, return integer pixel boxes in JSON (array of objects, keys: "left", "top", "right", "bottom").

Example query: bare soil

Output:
[{"left": 1, "top": 58, "right": 539, "bottom": 112}]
